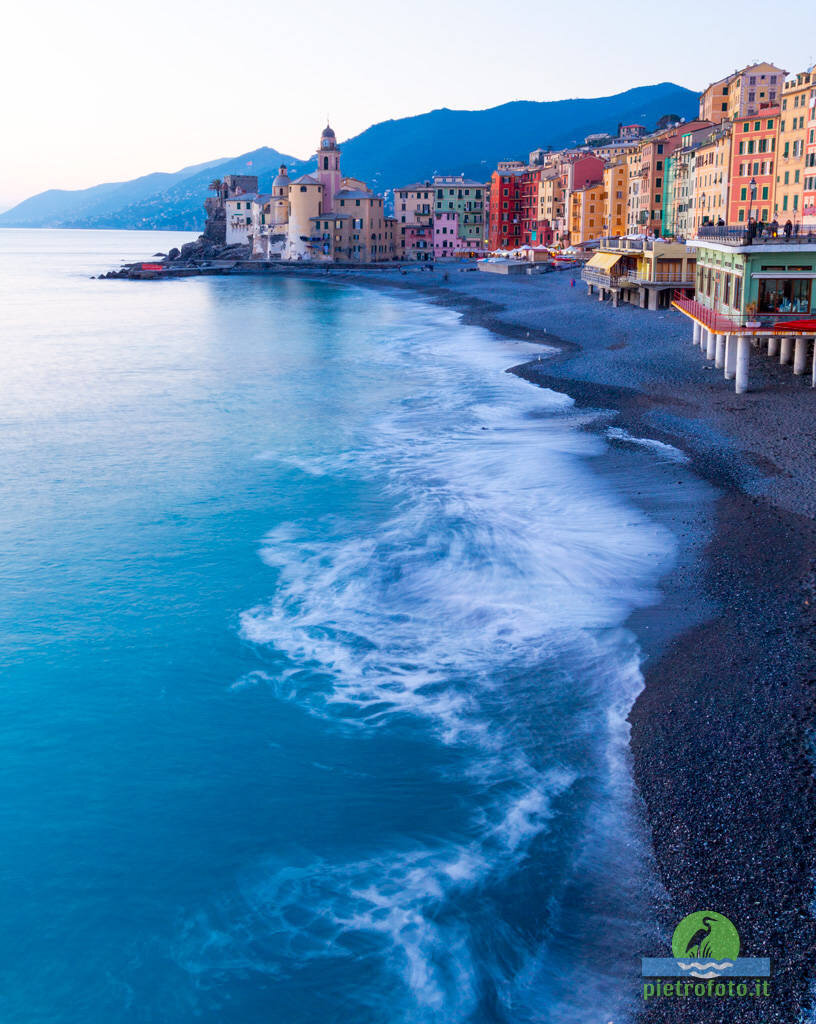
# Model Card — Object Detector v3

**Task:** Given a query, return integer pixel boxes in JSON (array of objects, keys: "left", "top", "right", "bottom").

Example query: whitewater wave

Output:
[
  {"left": 606, "top": 426, "right": 690, "bottom": 463},
  {"left": 207, "top": 296, "right": 678, "bottom": 1019}
]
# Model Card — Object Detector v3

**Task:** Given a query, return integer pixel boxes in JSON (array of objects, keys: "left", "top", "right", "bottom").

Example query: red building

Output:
[
  {"left": 489, "top": 171, "right": 522, "bottom": 250},
  {"left": 489, "top": 168, "right": 555, "bottom": 249},
  {"left": 728, "top": 107, "right": 781, "bottom": 226}
]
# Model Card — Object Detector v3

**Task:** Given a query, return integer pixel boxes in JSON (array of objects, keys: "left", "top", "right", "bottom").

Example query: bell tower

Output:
[{"left": 316, "top": 124, "right": 341, "bottom": 215}]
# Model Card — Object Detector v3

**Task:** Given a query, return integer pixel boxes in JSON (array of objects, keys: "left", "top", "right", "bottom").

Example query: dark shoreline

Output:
[{"left": 303, "top": 267, "right": 816, "bottom": 1022}]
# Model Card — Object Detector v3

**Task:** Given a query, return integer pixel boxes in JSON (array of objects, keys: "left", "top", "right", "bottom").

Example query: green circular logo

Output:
[{"left": 671, "top": 911, "right": 740, "bottom": 960}]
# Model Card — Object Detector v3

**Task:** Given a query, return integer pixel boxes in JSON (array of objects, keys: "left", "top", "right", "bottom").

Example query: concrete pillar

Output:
[
  {"left": 639, "top": 287, "right": 647, "bottom": 309},
  {"left": 767, "top": 335, "right": 780, "bottom": 358},
  {"left": 587, "top": 283, "right": 593, "bottom": 296},
  {"left": 724, "top": 334, "right": 737, "bottom": 380},
  {"left": 715, "top": 334, "right": 726, "bottom": 369},
  {"left": 647, "top": 288, "right": 658, "bottom": 311},
  {"left": 693, "top": 321, "right": 701, "bottom": 345},
  {"left": 598, "top": 288, "right": 605, "bottom": 302},
  {"left": 812, "top": 338, "right": 816, "bottom": 388},
  {"left": 706, "top": 329, "right": 717, "bottom": 360},
  {"left": 735, "top": 335, "right": 751, "bottom": 394},
  {"left": 793, "top": 335, "right": 808, "bottom": 375},
  {"left": 780, "top": 336, "right": 793, "bottom": 365}
]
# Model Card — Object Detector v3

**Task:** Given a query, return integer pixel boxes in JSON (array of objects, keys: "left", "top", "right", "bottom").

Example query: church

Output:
[{"left": 232, "top": 125, "right": 398, "bottom": 262}]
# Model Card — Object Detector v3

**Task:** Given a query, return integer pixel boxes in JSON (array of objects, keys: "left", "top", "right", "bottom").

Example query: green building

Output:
[
  {"left": 688, "top": 228, "right": 816, "bottom": 325},
  {"left": 433, "top": 175, "right": 486, "bottom": 249}
]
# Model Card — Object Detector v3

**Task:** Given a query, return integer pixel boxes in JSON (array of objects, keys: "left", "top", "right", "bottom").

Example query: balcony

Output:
[
  {"left": 581, "top": 267, "right": 622, "bottom": 288},
  {"left": 695, "top": 225, "right": 816, "bottom": 246},
  {"left": 619, "top": 270, "right": 695, "bottom": 286}
]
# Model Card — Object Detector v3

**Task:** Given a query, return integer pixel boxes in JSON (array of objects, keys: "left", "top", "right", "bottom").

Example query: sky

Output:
[{"left": 1, "top": 0, "right": 815, "bottom": 210}]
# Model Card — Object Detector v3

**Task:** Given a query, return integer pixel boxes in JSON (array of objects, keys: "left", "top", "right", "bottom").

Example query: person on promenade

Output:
[{"left": 784, "top": 219, "right": 793, "bottom": 239}]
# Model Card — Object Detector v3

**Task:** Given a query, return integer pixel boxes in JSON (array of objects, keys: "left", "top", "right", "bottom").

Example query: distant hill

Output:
[{"left": 0, "top": 83, "right": 699, "bottom": 231}]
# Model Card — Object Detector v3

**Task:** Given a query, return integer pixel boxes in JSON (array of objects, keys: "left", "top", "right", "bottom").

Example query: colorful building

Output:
[
  {"left": 567, "top": 181, "right": 605, "bottom": 243},
  {"left": 488, "top": 171, "right": 522, "bottom": 250},
  {"left": 691, "top": 124, "right": 732, "bottom": 232},
  {"left": 777, "top": 68, "right": 813, "bottom": 226},
  {"left": 433, "top": 175, "right": 486, "bottom": 252},
  {"left": 602, "top": 160, "right": 627, "bottom": 238},
  {"left": 537, "top": 170, "right": 565, "bottom": 244},
  {"left": 699, "top": 62, "right": 786, "bottom": 124},
  {"left": 805, "top": 73, "right": 816, "bottom": 229},
  {"left": 582, "top": 236, "right": 696, "bottom": 308},
  {"left": 727, "top": 109, "right": 780, "bottom": 226},
  {"left": 393, "top": 181, "right": 435, "bottom": 260}
]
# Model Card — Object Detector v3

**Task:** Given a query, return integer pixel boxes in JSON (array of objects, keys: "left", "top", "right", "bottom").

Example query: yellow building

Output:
[
  {"left": 691, "top": 124, "right": 732, "bottom": 232},
  {"left": 537, "top": 171, "right": 565, "bottom": 241},
  {"left": 776, "top": 67, "right": 814, "bottom": 225},
  {"left": 602, "top": 160, "right": 627, "bottom": 237},
  {"left": 625, "top": 145, "right": 645, "bottom": 232},
  {"left": 582, "top": 237, "right": 696, "bottom": 309}
]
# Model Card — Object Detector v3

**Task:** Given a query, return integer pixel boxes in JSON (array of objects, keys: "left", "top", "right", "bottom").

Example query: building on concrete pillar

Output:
[{"left": 581, "top": 236, "right": 696, "bottom": 309}]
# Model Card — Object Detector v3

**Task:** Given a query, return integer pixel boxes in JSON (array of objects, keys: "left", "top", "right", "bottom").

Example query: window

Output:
[{"left": 758, "top": 278, "right": 812, "bottom": 313}]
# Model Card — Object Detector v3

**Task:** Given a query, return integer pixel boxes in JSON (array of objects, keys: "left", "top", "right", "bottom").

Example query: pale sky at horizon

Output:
[{"left": 1, "top": 0, "right": 815, "bottom": 210}]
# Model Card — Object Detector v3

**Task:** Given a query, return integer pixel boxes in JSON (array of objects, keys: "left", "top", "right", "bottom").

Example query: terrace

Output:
[{"left": 695, "top": 225, "right": 816, "bottom": 246}]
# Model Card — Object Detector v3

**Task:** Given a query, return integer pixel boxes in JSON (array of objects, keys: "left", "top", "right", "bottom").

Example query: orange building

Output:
[
  {"left": 699, "top": 62, "right": 786, "bottom": 123},
  {"left": 567, "top": 181, "right": 605, "bottom": 243},
  {"left": 602, "top": 160, "right": 627, "bottom": 237},
  {"left": 728, "top": 108, "right": 780, "bottom": 225}
]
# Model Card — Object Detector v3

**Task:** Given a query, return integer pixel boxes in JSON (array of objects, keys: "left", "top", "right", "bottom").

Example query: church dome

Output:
[
  {"left": 321, "top": 124, "right": 336, "bottom": 141},
  {"left": 272, "top": 164, "right": 289, "bottom": 187}
]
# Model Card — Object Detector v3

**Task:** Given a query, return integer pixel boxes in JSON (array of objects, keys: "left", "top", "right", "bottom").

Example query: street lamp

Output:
[{"left": 747, "top": 176, "right": 757, "bottom": 231}]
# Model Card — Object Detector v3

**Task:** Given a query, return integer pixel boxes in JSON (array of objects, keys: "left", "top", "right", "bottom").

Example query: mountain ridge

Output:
[{"left": 0, "top": 83, "right": 699, "bottom": 231}]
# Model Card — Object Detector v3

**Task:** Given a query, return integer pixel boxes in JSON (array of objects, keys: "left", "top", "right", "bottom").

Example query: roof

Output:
[
  {"left": 336, "top": 189, "right": 378, "bottom": 200},
  {"left": 311, "top": 213, "right": 351, "bottom": 220},
  {"left": 225, "top": 193, "right": 258, "bottom": 203},
  {"left": 433, "top": 178, "right": 485, "bottom": 187},
  {"left": 291, "top": 174, "right": 320, "bottom": 186},
  {"left": 394, "top": 182, "right": 434, "bottom": 191}
]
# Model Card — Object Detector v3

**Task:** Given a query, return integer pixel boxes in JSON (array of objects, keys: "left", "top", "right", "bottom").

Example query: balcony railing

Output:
[
  {"left": 581, "top": 267, "right": 622, "bottom": 287},
  {"left": 695, "top": 225, "right": 816, "bottom": 245},
  {"left": 620, "top": 271, "right": 695, "bottom": 284}
]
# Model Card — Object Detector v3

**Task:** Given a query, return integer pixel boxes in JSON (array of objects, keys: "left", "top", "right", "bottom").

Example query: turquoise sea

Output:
[{"left": 1, "top": 230, "right": 691, "bottom": 1023}]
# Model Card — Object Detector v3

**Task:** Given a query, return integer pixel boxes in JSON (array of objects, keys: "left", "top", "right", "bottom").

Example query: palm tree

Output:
[{"left": 208, "top": 179, "right": 226, "bottom": 205}]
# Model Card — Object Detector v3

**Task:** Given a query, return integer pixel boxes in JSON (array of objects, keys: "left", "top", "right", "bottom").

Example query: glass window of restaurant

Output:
[{"left": 757, "top": 278, "right": 813, "bottom": 314}]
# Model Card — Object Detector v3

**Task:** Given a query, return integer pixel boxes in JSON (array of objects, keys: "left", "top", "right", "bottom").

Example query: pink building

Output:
[
  {"left": 403, "top": 222, "right": 433, "bottom": 261},
  {"left": 433, "top": 211, "right": 468, "bottom": 258}
]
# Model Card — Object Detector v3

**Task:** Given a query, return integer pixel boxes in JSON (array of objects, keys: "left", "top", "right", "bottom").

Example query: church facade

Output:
[{"left": 247, "top": 125, "right": 398, "bottom": 262}]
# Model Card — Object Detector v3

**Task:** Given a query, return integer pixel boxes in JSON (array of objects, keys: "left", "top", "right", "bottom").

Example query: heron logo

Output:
[
  {"left": 641, "top": 910, "right": 771, "bottom": 1002},
  {"left": 671, "top": 911, "right": 740, "bottom": 963}
]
